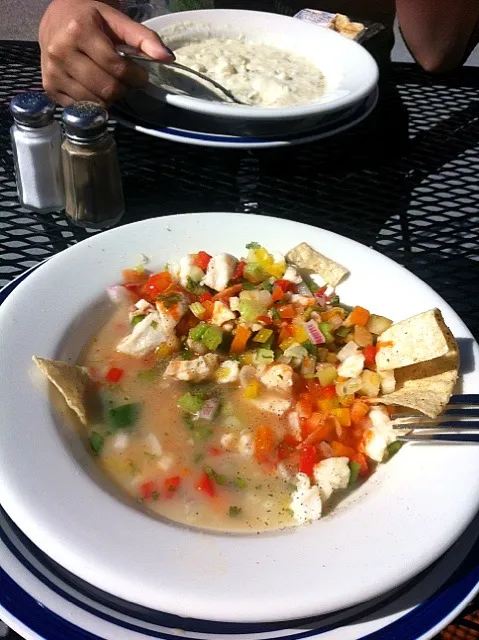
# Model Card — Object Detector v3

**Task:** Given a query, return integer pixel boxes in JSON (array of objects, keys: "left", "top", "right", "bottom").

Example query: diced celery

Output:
[
  {"left": 189, "top": 323, "right": 208, "bottom": 342},
  {"left": 243, "top": 262, "right": 266, "bottom": 284},
  {"left": 177, "top": 392, "right": 205, "bottom": 414},
  {"left": 189, "top": 266, "right": 204, "bottom": 283},
  {"left": 335, "top": 326, "right": 350, "bottom": 338},
  {"left": 318, "top": 322, "right": 334, "bottom": 343},
  {"left": 131, "top": 314, "right": 145, "bottom": 326},
  {"left": 238, "top": 299, "right": 263, "bottom": 323},
  {"left": 317, "top": 365, "right": 337, "bottom": 386},
  {"left": 189, "top": 302, "right": 205, "bottom": 318},
  {"left": 201, "top": 325, "right": 223, "bottom": 351},
  {"left": 254, "top": 349, "right": 275, "bottom": 364}
]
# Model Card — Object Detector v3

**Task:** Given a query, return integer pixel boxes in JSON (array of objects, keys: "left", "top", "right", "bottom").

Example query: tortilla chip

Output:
[
  {"left": 286, "top": 242, "right": 349, "bottom": 287},
  {"left": 33, "top": 356, "right": 100, "bottom": 425},
  {"left": 371, "top": 323, "right": 459, "bottom": 418},
  {"left": 375, "top": 309, "right": 451, "bottom": 371}
]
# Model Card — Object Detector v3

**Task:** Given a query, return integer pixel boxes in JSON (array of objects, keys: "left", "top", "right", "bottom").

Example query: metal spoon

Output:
[{"left": 116, "top": 45, "right": 245, "bottom": 105}]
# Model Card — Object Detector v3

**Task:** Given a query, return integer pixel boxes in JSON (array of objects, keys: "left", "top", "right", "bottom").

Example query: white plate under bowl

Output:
[
  {"left": 0, "top": 213, "right": 478, "bottom": 624},
  {"left": 142, "top": 10, "right": 378, "bottom": 128},
  {"left": 112, "top": 87, "right": 378, "bottom": 149}
]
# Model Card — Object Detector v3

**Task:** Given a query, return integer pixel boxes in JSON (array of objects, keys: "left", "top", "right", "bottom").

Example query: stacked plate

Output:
[
  {"left": 0, "top": 213, "right": 478, "bottom": 640},
  {"left": 112, "top": 10, "right": 380, "bottom": 148}
]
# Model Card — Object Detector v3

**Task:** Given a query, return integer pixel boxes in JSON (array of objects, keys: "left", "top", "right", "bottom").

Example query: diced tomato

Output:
[
  {"left": 302, "top": 415, "right": 336, "bottom": 444},
  {"left": 363, "top": 344, "right": 378, "bottom": 367},
  {"left": 196, "top": 472, "right": 216, "bottom": 497},
  {"left": 194, "top": 251, "right": 212, "bottom": 271},
  {"left": 164, "top": 476, "right": 181, "bottom": 497},
  {"left": 274, "top": 279, "right": 297, "bottom": 294},
  {"left": 105, "top": 367, "right": 124, "bottom": 383},
  {"left": 351, "top": 400, "right": 370, "bottom": 426},
  {"left": 254, "top": 425, "right": 276, "bottom": 463},
  {"left": 211, "top": 284, "right": 243, "bottom": 301},
  {"left": 208, "top": 447, "right": 222, "bottom": 456},
  {"left": 140, "top": 481, "right": 157, "bottom": 500},
  {"left": 144, "top": 272, "right": 172, "bottom": 299},
  {"left": 296, "top": 392, "right": 314, "bottom": 419},
  {"left": 299, "top": 444, "right": 317, "bottom": 476},
  {"left": 318, "top": 384, "right": 336, "bottom": 400},
  {"left": 277, "top": 434, "right": 300, "bottom": 460},
  {"left": 199, "top": 291, "right": 213, "bottom": 303},
  {"left": 277, "top": 304, "right": 296, "bottom": 319},
  {"left": 316, "top": 285, "right": 327, "bottom": 296},
  {"left": 232, "top": 260, "right": 246, "bottom": 280},
  {"left": 257, "top": 315, "right": 272, "bottom": 325},
  {"left": 272, "top": 285, "right": 286, "bottom": 303}
]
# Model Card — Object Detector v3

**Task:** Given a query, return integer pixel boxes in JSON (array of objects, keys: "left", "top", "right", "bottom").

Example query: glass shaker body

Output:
[
  {"left": 10, "top": 93, "right": 65, "bottom": 213},
  {"left": 61, "top": 102, "right": 125, "bottom": 229},
  {"left": 61, "top": 134, "right": 125, "bottom": 229}
]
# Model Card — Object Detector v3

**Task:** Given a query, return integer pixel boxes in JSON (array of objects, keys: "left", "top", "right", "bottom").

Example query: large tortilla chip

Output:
[
  {"left": 375, "top": 309, "right": 451, "bottom": 371},
  {"left": 372, "top": 323, "right": 459, "bottom": 418},
  {"left": 286, "top": 242, "right": 349, "bottom": 287},
  {"left": 33, "top": 356, "right": 100, "bottom": 425}
]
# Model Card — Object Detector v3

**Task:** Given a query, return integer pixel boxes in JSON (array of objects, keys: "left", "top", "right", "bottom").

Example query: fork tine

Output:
[
  {"left": 392, "top": 418, "right": 479, "bottom": 428},
  {"left": 448, "top": 394, "right": 479, "bottom": 404},
  {"left": 398, "top": 433, "right": 479, "bottom": 443}
]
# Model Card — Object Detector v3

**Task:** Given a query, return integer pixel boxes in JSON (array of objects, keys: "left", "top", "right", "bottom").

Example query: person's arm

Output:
[
  {"left": 39, "top": 0, "right": 174, "bottom": 107},
  {"left": 396, "top": 0, "right": 479, "bottom": 72}
]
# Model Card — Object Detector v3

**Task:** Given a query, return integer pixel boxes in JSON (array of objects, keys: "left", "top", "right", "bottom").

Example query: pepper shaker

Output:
[
  {"left": 61, "top": 102, "right": 125, "bottom": 229},
  {"left": 10, "top": 92, "right": 65, "bottom": 213}
]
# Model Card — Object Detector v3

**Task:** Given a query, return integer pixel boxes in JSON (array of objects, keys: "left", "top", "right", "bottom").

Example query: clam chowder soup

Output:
[
  {"left": 36, "top": 242, "right": 459, "bottom": 533},
  {"left": 173, "top": 38, "right": 326, "bottom": 107}
]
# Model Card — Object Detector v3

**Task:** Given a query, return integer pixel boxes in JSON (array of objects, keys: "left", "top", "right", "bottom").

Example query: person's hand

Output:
[{"left": 39, "top": 0, "right": 174, "bottom": 106}]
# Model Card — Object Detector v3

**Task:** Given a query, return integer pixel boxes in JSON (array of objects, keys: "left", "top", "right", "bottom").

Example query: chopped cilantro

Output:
[
  {"left": 303, "top": 341, "right": 318, "bottom": 357},
  {"left": 157, "top": 293, "right": 182, "bottom": 309},
  {"left": 178, "top": 350, "right": 195, "bottom": 360},
  {"left": 242, "top": 282, "right": 256, "bottom": 290},
  {"left": 246, "top": 242, "right": 260, "bottom": 250},
  {"left": 186, "top": 277, "right": 205, "bottom": 295},
  {"left": 89, "top": 431, "right": 104, "bottom": 455},
  {"left": 152, "top": 491, "right": 159, "bottom": 501},
  {"left": 228, "top": 506, "right": 242, "bottom": 517},
  {"left": 271, "top": 308, "right": 281, "bottom": 320},
  {"left": 262, "top": 281, "right": 273, "bottom": 293},
  {"left": 205, "top": 466, "right": 228, "bottom": 486},
  {"left": 234, "top": 477, "right": 248, "bottom": 489},
  {"left": 108, "top": 403, "right": 140, "bottom": 429}
]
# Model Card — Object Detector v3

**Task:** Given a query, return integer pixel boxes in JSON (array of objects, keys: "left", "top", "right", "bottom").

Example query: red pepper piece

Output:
[
  {"left": 274, "top": 279, "right": 297, "bottom": 293},
  {"left": 194, "top": 251, "right": 212, "bottom": 271},
  {"left": 299, "top": 444, "right": 317, "bottom": 477},
  {"left": 232, "top": 260, "right": 246, "bottom": 280},
  {"left": 105, "top": 367, "right": 124, "bottom": 383},
  {"left": 196, "top": 472, "right": 216, "bottom": 497},
  {"left": 363, "top": 344, "right": 378, "bottom": 367},
  {"left": 164, "top": 476, "right": 181, "bottom": 497},
  {"left": 140, "top": 481, "right": 157, "bottom": 500}
]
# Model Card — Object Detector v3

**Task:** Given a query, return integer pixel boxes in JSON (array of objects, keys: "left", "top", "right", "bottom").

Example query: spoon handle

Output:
[{"left": 115, "top": 45, "right": 243, "bottom": 105}]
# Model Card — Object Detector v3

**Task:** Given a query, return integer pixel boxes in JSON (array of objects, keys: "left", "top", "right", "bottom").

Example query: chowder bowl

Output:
[
  {"left": 0, "top": 213, "right": 478, "bottom": 624},
  {"left": 128, "top": 10, "right": 379, "bottom": 136}
]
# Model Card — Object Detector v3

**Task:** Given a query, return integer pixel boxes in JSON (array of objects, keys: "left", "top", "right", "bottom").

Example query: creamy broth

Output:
[
  {"left": 174, "top": 38, "right": 326, "bottom": 107},
  {"left": 81, "top": 306, "right": 294, "bottom": 532}
]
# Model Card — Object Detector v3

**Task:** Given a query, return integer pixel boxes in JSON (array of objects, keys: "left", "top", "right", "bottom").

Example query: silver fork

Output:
[{"left": 391, "top": 395, "right": 479, "bottom": 443}]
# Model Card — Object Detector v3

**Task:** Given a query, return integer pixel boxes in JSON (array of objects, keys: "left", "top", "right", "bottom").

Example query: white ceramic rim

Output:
[
  {"left": 142, "top": 10, "right": 379, "bottom": 120},
  {"left": 0, "top": 213, "right": 478, "bottom": 624}
]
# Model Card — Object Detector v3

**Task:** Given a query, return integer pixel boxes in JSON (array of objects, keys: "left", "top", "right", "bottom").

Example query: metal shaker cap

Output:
[
  {"left": 10, "top": 92, "right": 56, "bottom": 128},
  {"left": 62, "top": 102, "right": 109, "bottom": 142}
]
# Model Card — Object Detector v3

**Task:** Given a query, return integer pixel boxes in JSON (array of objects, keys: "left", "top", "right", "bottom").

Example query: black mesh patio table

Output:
[{"left": 0, "top": 41, "right": 478, "bottom": 640}]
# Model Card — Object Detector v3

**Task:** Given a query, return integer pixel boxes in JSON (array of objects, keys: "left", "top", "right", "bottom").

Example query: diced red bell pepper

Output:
[
  {"left": 363, "top": 344, "right": 378, "bottom": 367},
  {"left": 277, "top": 304, "right": 296, "bottom": 319},
  {"left": 164, "top": 476, "right": 181, "bottom": 497},
  {"left": 105, "top": 367, "right": 124, "bottom": 383},
  {"left": 196, "top": 472, "right": 216, "bottom": 497},
  {"left": 232, "top": 260, "right": 246, "bottom": 280},
  {"left": 199, "top": 291, "right": 213, "bottom": 303},
  {"left": 140, "top": 481, "right": 157, "bottom": 500},
  {"left": 299, "top": 444, "right": 317, "bottom": 476},
  {"left": 257, "top": 315, "right": 272, "bottom": 325},
  {"left": 318, "top": 384, "right": 336, "bottom": 400},
  {"left": 208, "top": 447, "right": 222, "bottom": 456},
  {"left": 194, "top": 251, "right": 212, "bottom": 271},
  {"left": 272, "top": 285, "right": 286, "bottom": 303},
  {"left": 274, "top": 279, "right": 297, "bottom": 293},
  {"left": 296, "top": 392, "right": 314, "bottom": 418}
]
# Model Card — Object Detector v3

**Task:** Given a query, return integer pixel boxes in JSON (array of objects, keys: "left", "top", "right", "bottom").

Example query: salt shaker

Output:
[
  {"left": 10, "top": 92, "right": 65, "bottom": 213},
  {"left": 61, "top": 102, "right": 124, "bottom": 229}
]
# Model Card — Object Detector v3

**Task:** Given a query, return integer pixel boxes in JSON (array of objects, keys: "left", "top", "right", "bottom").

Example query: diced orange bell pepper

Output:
[
  {"left": 346, "top": 306, "right": 370, "bottom": 327},
  {"left": 230, "top": 325, "right": 252, "bottom": 354},
  {"left": 330, "top": 440, "right": 356, "bottom": 458},
  {"left": 277, "top": 304, "right": 296, "bottom": 319},
  {"left": 296, "top": 392, "right": 314, "bottom": 419},
  {"left": 144, "top": 272, "right": 172, "bottom": 299},
  {"left": 332, "top": 408, "right": 351, "bottom": 427},
  {"left": 140, "top": 481, "right": 157, "bottom": 500},
  {"left": 194, "top": 251, "right": 212, "bottom": 271},
  {"left": 202, "top": 300, "right": 214, "bottom": 321},
  {"left": 175, "top": 311, "right": 199, "bottom": 337},
  {"left": 272, "top": 285, "right": 286, "bottom": 303},
  {"left": 350, "top": 400, "right": 370, "bottom": 425},
  {"left": 318, "top": 384, "right": 336, "bottom": 400},
  {"left": 303, "top": 416, "right": 336, "bottom": 445},
  {"left": 254, "top": 425, "right": 276, "bottom": 463}
]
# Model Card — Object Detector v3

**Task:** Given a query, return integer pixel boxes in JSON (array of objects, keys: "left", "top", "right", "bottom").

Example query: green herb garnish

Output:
[
  {"left": 228, "top": 506, "right": 242, "bottom": 517},
  {"left": 157, "top": 292, "right": 182, "bottom": 308},
  {"left": 205, "top": 466, "right": 228, "bottom": 486},
  {"left": 303, "top": 341, "right": 318, "bottom": 357},
  {"left": 108, "top": 403, "right": 140, "bottom": 429},
  {"left": 89, "top": 431, "right": 104, "bottom": 455},
  {"left": 246, "top": 242, "right": 260, "bottom": 250},
  {"left": 348, "top": 461, "right": 362, "bottom": 486},
  {"left": 137, "top": 369, "right": 159, "bottom": 382},
  {"left": 177, "top": 392, "right": 205, "bottom": 414},
  {"left": 234, "top": 477, "right": 248, "bottom": 489}
]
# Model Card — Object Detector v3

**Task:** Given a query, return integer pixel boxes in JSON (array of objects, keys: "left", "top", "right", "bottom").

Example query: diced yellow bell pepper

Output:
[
  {"left": 243, "top": 380, "right": 260, "bottom": 399},
  {"left": 240, "top": 353, "right": 254, "bottom": 366},
  {"left": 338, "top": 394, "right": 355, "bottom": 407},
  {"left": 253, "top": 328, "right": 273, "bottom": 343},
  {"left": 332, "top": 408, "right": 351, "bottom": 427},
  {"left": 292, "top": 325, "right": 309, "bottom": 343},
  {"left": 267, "top": 261, "right": 286, "bottom": 278},
  {"left": 317, "top": 398, "right": 340, "bottom": 412},
  {"left": 326, "top": 352, "right": 338, "bottom": 364},
  {"left": 317, "top": 365, "right": 337, "bottom": 386},
  {"left": 279, "top": 336, "right": 297, "bottom": 351}
]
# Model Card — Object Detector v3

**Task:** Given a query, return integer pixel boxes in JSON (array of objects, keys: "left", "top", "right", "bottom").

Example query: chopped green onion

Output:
[
  {"left": 243, "top": 262, "right": 266, "bottom": 284},
  {"left": 318, "top": 322, "right": 334, "bottom": 343},
  {"left": 234, "top": 477, "right": 248, "bottom": 489},
  {"left": 186, "top": 277, "right": 205, "bottom": 295},
  {"left": 177, "top": 392, "right": 205, "bottom": 414},
  {"left": 205, "top": 466, "right": 227, "bottom": 485},
  {"left": 254, "top": 348, "right": 275, "bottom": 364},
  {"left": 131, "top": 314, "right": 145, "bottom": 326},
  {"left": 189, "top": 302, "right": 205, "bottom": 318},
  {"left": 228, "top": 506, "right": 242, "bottom": 517},
  {"left": 246, "top": 242, "right": 260, "bottom": 250},
  {"left": 387, "top": 441, "right": 403, "bottom": 457},
  {"left": 262, "top": 281, "right": 273, "bottom": 293},
  {"left": 89, "top": 431, "right": 104, "bottom": 455},
  {"left": 108, "top": 403, "right": 140, "bottom": 429},
  {"left": 348, "top": 461, "right": 361, "bottom": 486},
  {"left": 253, "top": 328, "right": 273, "bottom": 344},
  {"left": 201, "top": 324, "right": 223, "bottom": 351},
  {"left": 303, "top": 340, "right": 318, "bottom": 357}
]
